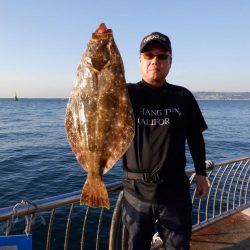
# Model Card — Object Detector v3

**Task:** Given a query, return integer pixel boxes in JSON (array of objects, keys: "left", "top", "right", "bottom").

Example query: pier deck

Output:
[{"left": 190, "top": 208, "right": 250, "bottom": 249}]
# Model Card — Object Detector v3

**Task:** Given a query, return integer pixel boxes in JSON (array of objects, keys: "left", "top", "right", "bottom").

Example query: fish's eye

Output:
[{"left": 100, "top": 40, "right": 108, "bottom": 45}]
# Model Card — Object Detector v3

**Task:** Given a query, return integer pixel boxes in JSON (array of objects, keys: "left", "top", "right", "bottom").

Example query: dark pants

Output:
[{"left": 122, "top": 190, "right": 192, "bottom": 250}]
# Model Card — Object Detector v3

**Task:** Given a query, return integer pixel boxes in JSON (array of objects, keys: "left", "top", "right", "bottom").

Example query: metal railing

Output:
[
  {"left": 0, "top": 155, "right": 250, "bottom": 250},
  {"left": 191, "top": 155, "right": 250, "bottom": 231}
]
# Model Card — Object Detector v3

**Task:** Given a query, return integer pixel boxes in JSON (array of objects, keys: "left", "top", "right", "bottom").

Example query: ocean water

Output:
[
  {"left": 0, "top": 98, "right": 250, "bottom": 206},
  {"left": 0, "top": 98, "right": 250, "bottom": 249}
]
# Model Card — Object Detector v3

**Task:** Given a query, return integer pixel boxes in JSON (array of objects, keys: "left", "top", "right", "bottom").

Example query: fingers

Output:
[
  {"left": 195, "top": 175, "right": 210, "bottom": 199},
  {"left": 195, "top": 185, "right": 207, "bottom": 198}
]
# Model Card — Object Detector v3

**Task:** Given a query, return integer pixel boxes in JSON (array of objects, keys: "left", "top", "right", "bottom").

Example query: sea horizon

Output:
[{"left": 1, "top": 91, "right": 250, "bottom": 100}]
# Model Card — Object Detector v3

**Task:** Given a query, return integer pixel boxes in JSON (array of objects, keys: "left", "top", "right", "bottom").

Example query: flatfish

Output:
[{"left": 65, "top": 23, "right": 134, "bottom": 209}]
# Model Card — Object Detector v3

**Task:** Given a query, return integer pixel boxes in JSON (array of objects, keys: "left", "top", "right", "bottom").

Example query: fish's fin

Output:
[
  {"left": 80, "top": 175, "right": 110, "bottom": 209},
  {"left": 102, "top": 158, "right": 118, "bottom": 174}
]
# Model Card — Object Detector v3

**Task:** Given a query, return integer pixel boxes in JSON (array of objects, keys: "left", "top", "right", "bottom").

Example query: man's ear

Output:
[{"left": 139, "top": 54, "right": 142, "bottom": 63}]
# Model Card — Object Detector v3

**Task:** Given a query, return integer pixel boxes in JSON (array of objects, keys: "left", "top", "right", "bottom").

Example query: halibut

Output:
[{"left": 65, "top": 23, "right": 134, "bottom": 209}]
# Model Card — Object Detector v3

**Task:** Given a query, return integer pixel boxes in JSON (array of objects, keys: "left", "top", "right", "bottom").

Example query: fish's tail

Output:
[{"left": 80, "top": 175, "right": 110, "bottom": 209}]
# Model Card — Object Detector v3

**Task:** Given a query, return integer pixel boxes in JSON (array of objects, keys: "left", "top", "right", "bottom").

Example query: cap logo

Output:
[{"left": 144, "top": 34, "right": 166, "bottom": 43}]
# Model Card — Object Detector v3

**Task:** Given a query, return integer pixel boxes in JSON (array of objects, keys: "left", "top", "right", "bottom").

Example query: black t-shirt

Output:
[{"left": 122, "top": 80, "right": 207, "bottom": 202}]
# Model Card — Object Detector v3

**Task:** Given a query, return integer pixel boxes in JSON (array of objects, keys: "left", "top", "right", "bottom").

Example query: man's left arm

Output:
[{"left": 187, "top": 131, "right": 209, "bottom": 198}]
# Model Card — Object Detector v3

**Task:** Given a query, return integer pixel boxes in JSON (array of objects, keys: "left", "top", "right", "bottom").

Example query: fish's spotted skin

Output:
[{"left": 65, "top": 23, "right": 134, "bottom": 209}]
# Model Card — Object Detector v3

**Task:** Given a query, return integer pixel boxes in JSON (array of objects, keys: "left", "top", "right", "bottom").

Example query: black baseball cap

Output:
[{"left": 140, "top": 32, "right": 172, "bottom": 53}]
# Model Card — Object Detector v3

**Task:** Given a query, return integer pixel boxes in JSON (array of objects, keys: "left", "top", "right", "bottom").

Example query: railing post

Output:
[{"left": 109, "top": 191, "right": 124, "bottom": 250}]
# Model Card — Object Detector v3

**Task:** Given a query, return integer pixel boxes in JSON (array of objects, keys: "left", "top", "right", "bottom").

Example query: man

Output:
[{"left": 122, "top": 32, "right": 209, "bottom": 250}]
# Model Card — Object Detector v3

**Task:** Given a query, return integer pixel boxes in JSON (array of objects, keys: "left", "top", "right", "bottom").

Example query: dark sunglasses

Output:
[{"left": 142, "top": 53, "right": 171, "bottom": 60}]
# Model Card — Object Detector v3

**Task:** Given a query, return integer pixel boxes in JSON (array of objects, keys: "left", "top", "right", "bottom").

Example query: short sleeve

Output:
[{"left": 186, "top": 91, "right": 207, "bottom": 134}]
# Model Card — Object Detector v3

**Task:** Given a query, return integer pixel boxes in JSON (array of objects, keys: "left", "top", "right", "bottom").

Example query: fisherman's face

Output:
[{"left": 139, "top": 43, "right": 172, "bottom": 87}]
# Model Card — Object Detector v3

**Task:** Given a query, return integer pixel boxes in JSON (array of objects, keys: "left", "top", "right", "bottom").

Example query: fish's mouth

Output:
[
  {"left": 95, "top": 23, "right": 112, "bottom": 34},
  {"left": 92, "top": 23, "right": 113, "bottom": 40}
]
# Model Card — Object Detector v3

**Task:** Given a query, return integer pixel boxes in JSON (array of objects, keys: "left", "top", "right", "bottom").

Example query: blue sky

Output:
[{"left": 1, "top": 0, "right": 249, "bottom": 98}]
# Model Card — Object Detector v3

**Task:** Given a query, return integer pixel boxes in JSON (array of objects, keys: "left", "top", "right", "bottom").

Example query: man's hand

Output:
[{"left": 195, "top": 175, "right": 210, "bottom": 199}]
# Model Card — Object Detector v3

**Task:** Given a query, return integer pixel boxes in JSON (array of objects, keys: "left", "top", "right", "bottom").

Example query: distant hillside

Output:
[{"left": 193, "top": 92, "right": 250, "bottom": 100}]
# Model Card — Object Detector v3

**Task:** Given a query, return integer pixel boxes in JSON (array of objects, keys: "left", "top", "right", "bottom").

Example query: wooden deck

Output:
[
  {"left": 153, "top": 208, "right": 250, "bottom": 250},
  {"left": 190, "top": 208, "right": 250, "bottom": 249}
]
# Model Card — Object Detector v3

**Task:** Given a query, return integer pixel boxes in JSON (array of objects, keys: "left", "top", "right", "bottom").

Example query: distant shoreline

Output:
[
  {"left": 193, "top": 92, "right": 250, "bottom": 100},
  {"left": 1, "top": 92, "right": 250, "bottom": 100}
]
